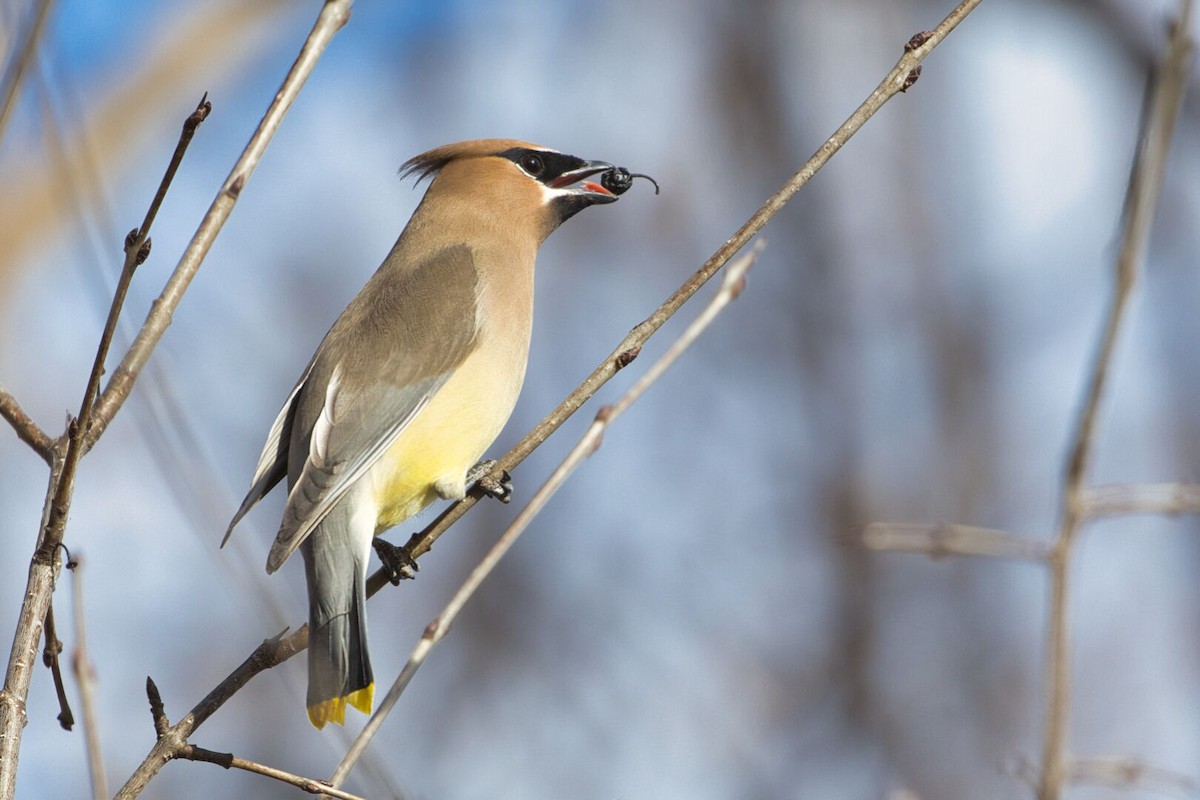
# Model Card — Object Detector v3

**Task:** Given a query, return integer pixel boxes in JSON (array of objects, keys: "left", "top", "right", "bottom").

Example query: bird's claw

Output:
[
  {"left": 373, "top": 538, "right": 418, "bottom": 585},
  {"left": 467, "top": 459, "right": 513, "bottom": 503}
]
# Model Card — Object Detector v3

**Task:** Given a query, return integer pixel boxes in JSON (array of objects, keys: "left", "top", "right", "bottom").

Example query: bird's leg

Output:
[
  {"left": 467, "top": 459, "right": 513, "bottom": 502},
  {"left": 373, "top": 537, "right": 419, "bottom": 585}
]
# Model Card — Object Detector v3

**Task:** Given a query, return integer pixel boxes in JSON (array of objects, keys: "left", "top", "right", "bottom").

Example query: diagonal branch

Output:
[
  {"left": 38, "top": 92, "right": 211, "bottom": 564},
  {"left": 368, "top": 0, "right": 987, "bottom": 594},
  {"left": 83, "top": 0, "right": 352, "bottom": 451},
  {"left": 0, "top": 89, "right": 213, "bottom": 800},
  {"left": 1, "top": 4, "right": 354, "bottom": 800}
]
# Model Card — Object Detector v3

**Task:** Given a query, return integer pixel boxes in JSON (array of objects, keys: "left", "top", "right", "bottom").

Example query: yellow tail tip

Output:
[{"left": 307, "top": 684, "right": 374, "bottom": 730}]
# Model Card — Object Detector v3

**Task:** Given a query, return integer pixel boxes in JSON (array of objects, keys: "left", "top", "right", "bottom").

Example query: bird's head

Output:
[{"left": 400, "top": 139, "right": 631, "bottom": 242}]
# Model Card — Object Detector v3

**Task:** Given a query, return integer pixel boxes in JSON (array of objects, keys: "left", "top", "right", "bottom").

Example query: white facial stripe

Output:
[{"left": 539, "top": 182, "right": 582, "bottom": 205}]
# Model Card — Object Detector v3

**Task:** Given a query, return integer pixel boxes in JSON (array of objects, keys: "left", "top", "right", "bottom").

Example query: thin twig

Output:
[
  {"left": 70, "top": 558, "right": 107, "bottom": 800},
  {"left": 366, "top": 0, "right": 987, "bottom": 594},
  {"left": 41, "top": 604, "right": 72, "bottom": 730},
  {"left": 0, "top": 0, "right": 55, "bottom": 143},
  {"left": 178, "top": 745, "right": 368, "bottom": 800},
  {"left": 4, "top": 3, "right": 350, "bottom": 799},
  {"left": 1079, "top": 482, "right": 1200, "bottom": 518},
  {"left": 330, "top": 242, "right": 764, "bottom": 790},
  {"left": 113, "top": 628, "right": 308, "bottom": 799},
  {"left": 1039, "top": 4, "right": 1194, "bottom": 798},
  {"left": 38, "top": 92, "right": 211, "bottom": 564},
  {"left": 0, "top": 387, "right": 52, "bottom": 462},
  {"left": 0, "top": 93, "right": 211, "bottom": 800},
  {"left": 861, "top": 522, "right": 1052, "bottom": 562},
  {"left": 84, "top": 0, "right": 352, "bottom": 451}
]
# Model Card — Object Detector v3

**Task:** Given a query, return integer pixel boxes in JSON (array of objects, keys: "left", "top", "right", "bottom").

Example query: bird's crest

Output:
[{"left": 399, "top": 138, "right": 549, "bottom": 185}]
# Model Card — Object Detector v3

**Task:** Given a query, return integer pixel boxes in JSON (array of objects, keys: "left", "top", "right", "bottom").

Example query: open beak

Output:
[{"left": 549, "top": 159, "right": 619, "bottom": 204}]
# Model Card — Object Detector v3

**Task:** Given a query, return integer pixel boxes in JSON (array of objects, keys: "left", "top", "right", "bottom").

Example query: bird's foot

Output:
[
  {"left": 466, "top": 459, "right": 513, "bottom": 503},
  {"left": 373, "top": 537, "right": 419, "bottom": 585}
]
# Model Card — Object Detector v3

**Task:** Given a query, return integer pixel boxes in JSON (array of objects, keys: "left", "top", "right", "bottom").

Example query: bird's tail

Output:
[{"left": 300, "top": 515, "right": 374, "bottom": 730}]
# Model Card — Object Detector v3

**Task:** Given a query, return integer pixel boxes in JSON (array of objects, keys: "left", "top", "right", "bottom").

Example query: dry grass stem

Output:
[
  {"left": 0, "top": 0, "right": 55, "bottom": 141},
  {"left": 69, "top": 560, "right": 107, "bottom": 800}
]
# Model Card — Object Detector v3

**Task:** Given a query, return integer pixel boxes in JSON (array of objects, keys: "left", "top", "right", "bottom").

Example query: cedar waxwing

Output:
[{"left": 225, "top": 139, "right": 626, "bottom": 729}]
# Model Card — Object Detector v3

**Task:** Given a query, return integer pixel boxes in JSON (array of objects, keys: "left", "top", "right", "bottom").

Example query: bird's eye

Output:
[{"left": 520, "top": 153, "right": 545, "bottom": 176}]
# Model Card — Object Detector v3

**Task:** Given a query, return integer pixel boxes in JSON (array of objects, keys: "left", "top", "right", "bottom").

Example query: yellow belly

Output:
[{"left": 367, "top": 346, "right": 523, "bottom": 533}]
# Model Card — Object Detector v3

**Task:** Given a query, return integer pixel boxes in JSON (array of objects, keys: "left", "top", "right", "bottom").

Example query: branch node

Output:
[
  {"left": 900, "top": 65, "right": 922, "bottom": 92},
  {"left": 227, "top": 174, "right": 246, "bottom": 198},
  {"left": 184, "top": 93, "right": 212, "bottom": 134},
  {"left": 615, "top": 345, "right": 641, "bottom": 370},
  {"left": 905, "top": 30, "right": 933, "bottom": 52},
  {"left": 135, "top": 237, "right": 152, "bottom": 266}
]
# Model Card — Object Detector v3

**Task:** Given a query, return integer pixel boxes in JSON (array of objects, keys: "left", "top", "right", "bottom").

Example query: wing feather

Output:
[{"left": 264, "top": 244, "right": 480, "bottom": 571}]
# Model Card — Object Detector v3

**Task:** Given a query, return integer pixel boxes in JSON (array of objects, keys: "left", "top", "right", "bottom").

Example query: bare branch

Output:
[
  {"left": 1079, "top": 482, "right": 1200, "bottom": 518},
  {"left": 0, "top": 386, "right": 53, "bottom": 463},
  {"left": 178, "top": 746, "right": 367, "bottom": 800},
  {"left": 1039, "top": 3, "right": 1194, "bottom": 797},
  {"left": 861, "top": 522, "right": 1052, "bottom": 562},
  {"left": 113, "top": 629, "right": 308, "bottom": 799},
  {"left": 0, "top": 455, "right": 64, "bottom": 800},
  {"left": 39, "top": 92, "right": 211, "bottom": 563},
  {"left": 330, "top": 243, "right": 764, "bottom": 790},
  {"left": 2, "top": 2, "right": 352, "bottom": 798},
  {"left": 84, "top": 0, "right": 352, "bottom": 449}
]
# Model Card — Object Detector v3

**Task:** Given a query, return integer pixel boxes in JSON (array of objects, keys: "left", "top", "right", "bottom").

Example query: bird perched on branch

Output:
[{"left": 224, "top": 139, "right": 636, "bottom": 728}]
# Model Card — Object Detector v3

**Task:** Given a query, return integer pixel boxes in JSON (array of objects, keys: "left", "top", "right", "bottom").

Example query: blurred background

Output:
[{"left": 2, "top": 1, "right": 1198, "bottom": 798}]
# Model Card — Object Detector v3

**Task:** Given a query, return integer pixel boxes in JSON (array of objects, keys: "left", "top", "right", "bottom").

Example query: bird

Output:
[{"left": 224, "top": 139, "right": 629, "bottom": 729}]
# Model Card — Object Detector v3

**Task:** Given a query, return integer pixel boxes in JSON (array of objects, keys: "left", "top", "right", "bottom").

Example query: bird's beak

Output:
[{"left": 549, "top": 159, "right": 619, "bottom": 204}]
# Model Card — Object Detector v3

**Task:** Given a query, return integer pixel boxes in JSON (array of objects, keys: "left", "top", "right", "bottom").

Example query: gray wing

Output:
[
  {"left": 264, "top": 244, "right": 481, "bottom": 573},
  {"left": 222, "top": 358, "right": 317, "bottom": 546}
]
